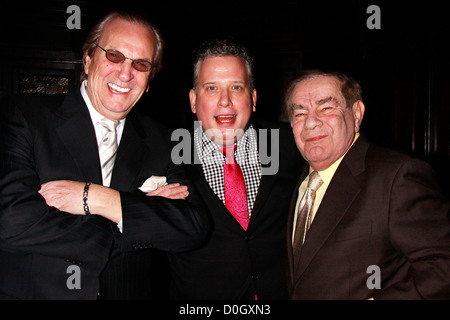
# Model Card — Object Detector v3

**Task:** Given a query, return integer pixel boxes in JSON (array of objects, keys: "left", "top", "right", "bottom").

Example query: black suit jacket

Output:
[
  {"left": 0, "top": 91, "right": 208, "bottom": 300},
  {"left": 287, "top": 135, "right": 450, "bottom": 299},
  {"left": 167, "top": 119, "right": 304, "bottom": 299}
]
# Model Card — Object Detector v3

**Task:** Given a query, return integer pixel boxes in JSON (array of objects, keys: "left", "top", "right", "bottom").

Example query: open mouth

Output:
[
  {"left": 215, "top": 114, "right": 236, "bottom": 124},
  {"left": 108, "top": 83, "right": 131, "bottom": 94}
]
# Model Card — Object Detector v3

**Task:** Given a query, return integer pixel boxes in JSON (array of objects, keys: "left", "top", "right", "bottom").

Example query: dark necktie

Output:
[{"left": 221, "top": 145, "right": 249, "bottom": 231}]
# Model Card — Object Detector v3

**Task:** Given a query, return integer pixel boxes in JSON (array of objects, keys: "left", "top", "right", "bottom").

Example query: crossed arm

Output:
[
  {"left": 37, "top": 178, "right": 208, "bottom": 253},
  {"left": 39, "top": 181, "right": 189, "bottom": 223},
  {"left": 0, "top": 98, "right": 208, "bottom": 257}
]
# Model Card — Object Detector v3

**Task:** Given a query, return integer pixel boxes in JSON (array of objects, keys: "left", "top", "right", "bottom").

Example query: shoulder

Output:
[
  {"left": 0, "top": 93, "right": 68, "bottom": 129},
  {"left": 351, "top": 136, "right": 437, "bottom": 181},
  {"left": 127, "top": 111, "right": 173, "bottom": 141},
  {"left": 367, "top": 142, "right": 423, "bottom": 170}
]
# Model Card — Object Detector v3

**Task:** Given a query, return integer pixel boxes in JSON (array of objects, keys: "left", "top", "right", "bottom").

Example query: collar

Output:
[
  {"left": 194, "top": 124, "right": 258, "bottom": 163},
  {"left": 80, "top": 80, "right": 126, "bottom": 127}
]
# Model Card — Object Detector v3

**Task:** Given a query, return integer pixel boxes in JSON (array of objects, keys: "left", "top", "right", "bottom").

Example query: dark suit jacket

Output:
[
  {"left": 167, "top": 119, "right": 304, "bottom": 299},
  {"left": 0, "top": 91, "right": 208, "bottom": 300},
  {"left": 287, "top": 135, "right": 450, "bottom": 299}
]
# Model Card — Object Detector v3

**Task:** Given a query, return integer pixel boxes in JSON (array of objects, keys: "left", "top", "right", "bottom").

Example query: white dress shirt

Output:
[{"left": 80, "top": 80, "right": 125, "bottom": 231}]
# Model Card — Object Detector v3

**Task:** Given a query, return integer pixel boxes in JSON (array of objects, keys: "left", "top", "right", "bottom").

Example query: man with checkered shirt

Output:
[{"left": 166, "top": 39, "right": 304, "bottom": 300}]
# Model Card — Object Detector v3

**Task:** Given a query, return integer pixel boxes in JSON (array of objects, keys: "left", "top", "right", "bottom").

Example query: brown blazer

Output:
[{"left": 287, "top": 135, "right": 450, "bottom": 299}]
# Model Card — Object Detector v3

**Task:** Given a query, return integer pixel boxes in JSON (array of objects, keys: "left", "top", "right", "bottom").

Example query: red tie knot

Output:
[{"left": 220, "top": 144, "right": 237, "bottom": 164}]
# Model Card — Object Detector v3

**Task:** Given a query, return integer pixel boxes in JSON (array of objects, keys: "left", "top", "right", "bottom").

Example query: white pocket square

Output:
[{"left": 138, "top": 175, "right": 167, "bottom": 192}]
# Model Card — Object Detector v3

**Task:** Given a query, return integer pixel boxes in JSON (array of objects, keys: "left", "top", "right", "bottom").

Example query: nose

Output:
[
  {"left": 218, "top": 90, "right": 232, "bottom": 108},
  {"left": 117, "top": 60, "right": 134, "bottom": 82},
  {"left": 304, "top": 113, "right": 322, "bottom": 130}
]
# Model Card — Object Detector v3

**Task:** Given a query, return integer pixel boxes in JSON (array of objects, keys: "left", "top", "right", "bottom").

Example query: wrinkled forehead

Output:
[{"left": 292, "top": 76, "right": 344, "bottom": 105}]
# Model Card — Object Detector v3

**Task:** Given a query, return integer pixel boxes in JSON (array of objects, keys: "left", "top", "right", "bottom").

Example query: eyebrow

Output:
[
  {"left": 317, "top": 96, "right": 339, "bottom": 106},
  {"left": 292, "top": 96, "right": 339, "bottom": 110}
]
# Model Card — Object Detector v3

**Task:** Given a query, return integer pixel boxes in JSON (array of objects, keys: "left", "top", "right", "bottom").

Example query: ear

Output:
[
  {"left": 84, "top": 55, "right": 91, "bottom": 76},
  {"left": 251, "top": 89, "right": 257, "bottom": 112},
  {"left": 352, "top": 100, "right": 365, "bottom": 132},
  {"left": 189, "top": 89, "right": 197, "bottom": 114}
]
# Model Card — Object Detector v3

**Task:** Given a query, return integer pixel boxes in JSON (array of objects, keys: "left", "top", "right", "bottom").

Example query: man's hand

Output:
[
  {"left": 145, "top": 183, "right": 189, "bottom": 200},
  {"left": 39, "top": 180, "right": 122, "bottom": 223},
  {"left": 39, "top": 180, "right": 188, "bottom": 224},
  {"left": 39, "top": 180, "right": 86, "bottom": 215}
]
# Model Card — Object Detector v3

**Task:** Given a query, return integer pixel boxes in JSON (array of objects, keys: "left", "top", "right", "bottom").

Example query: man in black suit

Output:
[
  {"left": 166, "top": 39, "right": 303, "bottom": 299},
  {"left": 0, "top": 11, "right": 208, "bottom": 300},
  {"left": 285, "top": 70, "right": 450, "bottom": 299}
]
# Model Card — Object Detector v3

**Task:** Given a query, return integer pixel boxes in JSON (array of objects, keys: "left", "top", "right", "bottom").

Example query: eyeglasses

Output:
[{"left": 95, "top": 44, "right": 152, "bottom": 72}]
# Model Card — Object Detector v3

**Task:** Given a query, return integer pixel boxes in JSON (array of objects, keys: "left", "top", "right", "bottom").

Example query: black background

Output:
[{"left": 0, "top": 0, "right": 448, "bottom": 194}]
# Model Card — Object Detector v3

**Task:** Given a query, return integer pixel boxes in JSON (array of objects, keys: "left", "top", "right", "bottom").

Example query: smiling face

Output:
[
  {"left": 84, "top": 18, "right": 156, "bottom": 120},
  {"left": 189, "top": 56, "right": 257, "bottom": 146},
  {"left": 290, "top": 75, "right": 364, "bottom": 171}
]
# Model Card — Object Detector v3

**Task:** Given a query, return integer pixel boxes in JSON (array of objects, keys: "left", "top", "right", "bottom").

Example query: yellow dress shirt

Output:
[{"left": 292, "top": 133, "right": 360, "bottom": 244}]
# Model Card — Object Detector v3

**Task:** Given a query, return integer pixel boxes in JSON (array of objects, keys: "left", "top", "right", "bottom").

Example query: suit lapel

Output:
[
  {"left": 249, "top": 149, "right": 276, "bottom": 225},
  {"left": 249, "top": 122, "right": 277, "bottom": 226},
  {"left": 250, "top": 167, "right": 276, "bottom": 226},
  {"left": 287, "top": 167, "right": 308, "bottom": 282},
  {"left": 294, "top": 162, "right": 361, "bottom": 276},
  {"left": 188, "top": 134, "right": 248, "bottom": 232},
  {"left": 110, "top": 114, "right": 150, "bottom": 191},
  {"left": 55, "top": 92, "right": 103, "bottom": 184},
  {"left": 188, "top": 121, "right": 284, "bottom": 231},
  {"left": 188, "top": 162, "right": 242, "bottom": 226},
  {"left": 293, "top": 137, "right": 368, "bottom": 280},
  {"left": 55, "top": 92, "right": 151, "bottom": 191}
]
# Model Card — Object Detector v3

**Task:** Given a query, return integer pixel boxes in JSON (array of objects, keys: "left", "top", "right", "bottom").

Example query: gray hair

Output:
[{"left": 80, "top": 11, "right": 164, "bottom": 82}]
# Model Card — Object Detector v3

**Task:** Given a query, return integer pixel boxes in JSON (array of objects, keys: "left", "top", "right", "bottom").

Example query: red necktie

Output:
[{"left": 221, "top": 145, "right": 249, "bottom": 231}]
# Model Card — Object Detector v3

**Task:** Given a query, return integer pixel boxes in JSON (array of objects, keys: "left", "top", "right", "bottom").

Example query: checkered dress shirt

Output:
[{"left": 194, "top": 124, "right": 262, "bottom": 215}]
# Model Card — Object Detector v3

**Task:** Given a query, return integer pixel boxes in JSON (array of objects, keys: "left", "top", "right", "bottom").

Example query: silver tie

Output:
[
  {"left": 293, "top": 171, "right": 323, "bottom": 260},
  {"left": 98, "top": 118, "right": 119, "bottom": 187}
]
